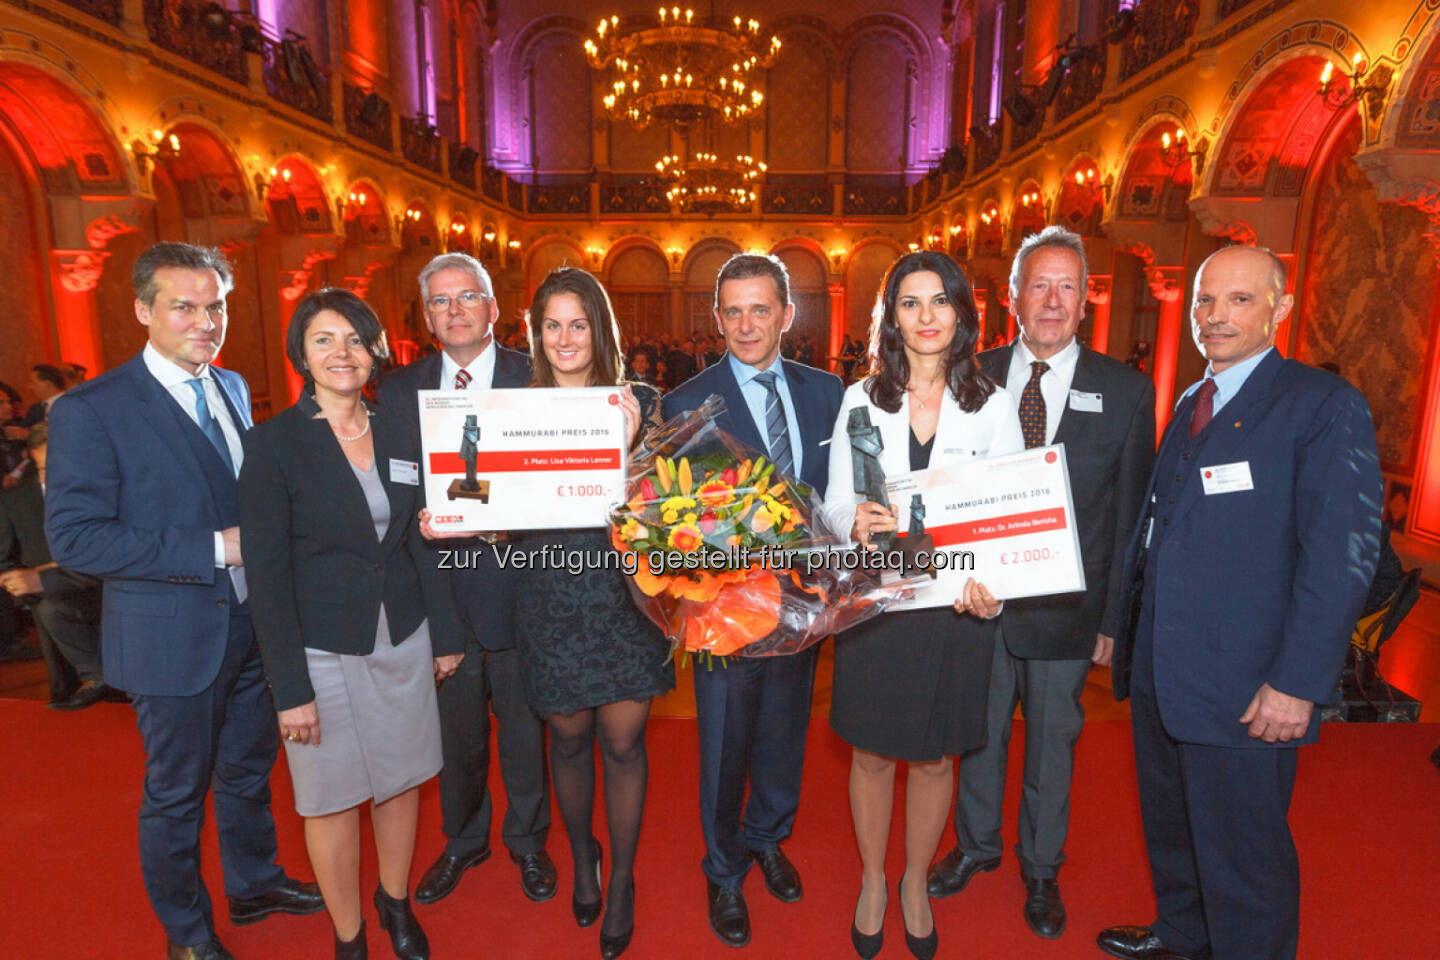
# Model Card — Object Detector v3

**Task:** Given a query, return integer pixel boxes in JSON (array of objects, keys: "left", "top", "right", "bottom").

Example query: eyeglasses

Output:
[{"left": 426, "top": 291, "right": 489, "bottom": 312}]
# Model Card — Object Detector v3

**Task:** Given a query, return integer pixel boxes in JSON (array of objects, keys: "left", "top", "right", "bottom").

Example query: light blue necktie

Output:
[
  {"left": 187, "top": 378, "right": 235, "bottom": 476},
  {"left": 752, "top": 370, "right": 795, "bottom": 479}
]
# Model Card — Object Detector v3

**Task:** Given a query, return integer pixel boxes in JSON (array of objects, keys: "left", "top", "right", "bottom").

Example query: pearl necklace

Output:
[{"left": 334, "top": 418, "right": 371, "bottom": 442}]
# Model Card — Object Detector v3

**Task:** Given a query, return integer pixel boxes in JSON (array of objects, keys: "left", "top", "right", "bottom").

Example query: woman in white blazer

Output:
[{"left": 820, "top": 251, "right": 1023, "bottom": 960}]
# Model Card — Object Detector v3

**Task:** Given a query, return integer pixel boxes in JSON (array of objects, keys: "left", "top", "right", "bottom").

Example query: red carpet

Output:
[{"left": 3, "top": 699, "right": 1436, "bottom": 959}]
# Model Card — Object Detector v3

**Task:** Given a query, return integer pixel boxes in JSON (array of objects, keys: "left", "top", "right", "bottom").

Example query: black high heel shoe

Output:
[
  {"left": 850, "top": 881, "right": 885, "bottom": 959},
  {"left": 335, "top": 919, "right": 367, "bottom": 960},
  {"left": 573, "top": 840, "right": 603, "bottom": 928},
  {"left": 898, "top": 873, "right": 937, "bottom": 960},
  {"left": 599, "top": 879, "right": 634, "bottom": 959},
  {"left": 373, "top": 885, "right": 428, "bottom": 960}
]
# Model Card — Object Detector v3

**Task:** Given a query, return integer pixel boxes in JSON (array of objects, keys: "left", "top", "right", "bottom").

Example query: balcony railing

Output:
[
  {"left": 143, "top": 0, "right": 248, "bottom": 86},
  {"left": 1053, "top": 48, "right": 1106, "bottom": 122},
  {"left": 401, "top": 116, "right": 443, "bottom": 174},
  {"left": 599, "top": 177, "right": 669, "bottom": 215},
  {"left": 1119, "top": 0, "right": 1200, "bottom": 82},
  {"left": 843, "top": 177, "right": 907, "bottom": 217},
  {"left": 527, "top": 179, "right": 589, "bottom": 215},
  {"left": 762, "top": 176, "right": 832, "bottom": 216},
  {"left": 57, "top": 0, "right": 122, "bottom": 25},
  {"left": 481, "top": 165, "right": 507, "bottom": 204},
  {"left": 1218, "top": 0, "right": 1260, "bottom": 19},
  {"left": 262, "top": 35, "right": 332, "bottom": 125},
  {"left": 449, "top": 142, "right": 478, "bottom": 190},
  {"left": 973, "top": 121, "right": 1003, "bottom": 174},
  {"left": 343, "top": 83, "right": 393, "bottom": 152}
]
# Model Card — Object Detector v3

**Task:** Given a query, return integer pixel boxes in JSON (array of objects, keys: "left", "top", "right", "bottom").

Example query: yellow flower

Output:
[
  {"left": 620, "top": 519, "right": 647, "bottom": 541},
  {"left": 662, "top": 495, "right": 697, "bottom": 514},
  {"left": 668, "top": 524, "right": 704, "bottom": 552},
  {"left": 751, "top": 506, "right": 774, "bottom": 534}
]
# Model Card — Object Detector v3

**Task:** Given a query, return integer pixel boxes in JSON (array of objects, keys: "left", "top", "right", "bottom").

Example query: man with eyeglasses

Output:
[
  {"left": 45, "top": 242, "right": 323, "bottom": 959},
  {"left": 377, "top": 252, "right": 555, "bottom": 906}
]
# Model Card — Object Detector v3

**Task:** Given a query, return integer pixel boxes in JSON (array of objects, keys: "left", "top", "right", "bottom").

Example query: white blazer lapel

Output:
[{"left": 876, "top": 394, "right": 911, "bottom": 478}]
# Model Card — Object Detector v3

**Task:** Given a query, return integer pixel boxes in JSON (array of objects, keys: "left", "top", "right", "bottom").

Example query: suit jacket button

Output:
[{"left": 217, "top": 598, "right": 227, "bottom": 607}]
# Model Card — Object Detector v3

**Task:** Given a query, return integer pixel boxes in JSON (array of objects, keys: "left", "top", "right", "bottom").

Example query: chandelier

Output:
[
  {"left": 655, "top": 152, "right": 766, "bottom": 213},
  {"left": 584, "top": 8, "right": 781, "bottom": 129}
]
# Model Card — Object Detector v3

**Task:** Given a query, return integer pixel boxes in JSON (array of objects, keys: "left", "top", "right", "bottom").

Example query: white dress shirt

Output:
[
  {"left": 1004, "top": 336, "right": 1080, "bottom": 446},
  {"left": 441, "top": 338, "right": 498, "bottom": 391},
  {"left": 143, "top": 343, "right": 245, "bottom": 582}
]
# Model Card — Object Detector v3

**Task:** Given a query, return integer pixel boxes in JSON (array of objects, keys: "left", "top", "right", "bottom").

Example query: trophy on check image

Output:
[
  {"left": 847, "top": 408, "right": 936, "bottom": 578},
  {"left": 447, "top": 414, "right": 490, "bottom": 503}
]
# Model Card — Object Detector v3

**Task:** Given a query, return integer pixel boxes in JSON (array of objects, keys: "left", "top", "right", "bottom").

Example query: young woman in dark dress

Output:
[
  {"left": 514, "top": 267, "right": 674, "bottom": 960},
  {"left": 819, "top": 252, "right": 1024, "bottom": 959}
]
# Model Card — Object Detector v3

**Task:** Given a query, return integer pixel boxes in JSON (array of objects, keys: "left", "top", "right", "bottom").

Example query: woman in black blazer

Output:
[{"left": 239, "top": 288, "right": 464, "bottom": 960}]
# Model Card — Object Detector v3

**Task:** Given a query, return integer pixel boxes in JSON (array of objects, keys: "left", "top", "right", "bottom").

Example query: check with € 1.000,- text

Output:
[{"left": 419, "top": 387, "right": 627, "bottom": 532}]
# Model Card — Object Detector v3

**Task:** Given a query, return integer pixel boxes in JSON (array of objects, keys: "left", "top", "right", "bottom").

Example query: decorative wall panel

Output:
[
  {"left": 845, "top": 36, "right": 906, "bottom": 173},
  {"left": 767, "top": 34, "right": 830, "bottom": 172}
]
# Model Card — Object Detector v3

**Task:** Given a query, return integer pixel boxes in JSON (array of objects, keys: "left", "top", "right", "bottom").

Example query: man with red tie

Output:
[
  {"left": 1097, "top": 245, "right": 1383, "bottom": 960},
  {"left": 377, "top": 253, "right": 555, "bottom": 905}
]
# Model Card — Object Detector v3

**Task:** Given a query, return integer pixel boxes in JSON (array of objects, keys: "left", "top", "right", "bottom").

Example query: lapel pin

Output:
[{"left": 1233, "top": 421, "right": 1241, "bottom": 428}]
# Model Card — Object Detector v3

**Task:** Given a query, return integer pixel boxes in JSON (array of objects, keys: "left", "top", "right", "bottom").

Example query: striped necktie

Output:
[
  {"left": 1018, "top": 361, "right": 1049, "bottom": 449},
  {"left": 454, "top": 368, "right": 472, "bottom": 390},
  {"left": 752, "top": 371, "right": 795, "bottom": 479},
  {"left": 186, "top": 378, "right": 235, "bottom": 476}
]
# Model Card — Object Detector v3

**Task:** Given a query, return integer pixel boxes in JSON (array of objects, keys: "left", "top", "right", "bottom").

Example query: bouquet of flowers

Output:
[{"left": 609, "top": 395, "right": 919, "bottom": 660}]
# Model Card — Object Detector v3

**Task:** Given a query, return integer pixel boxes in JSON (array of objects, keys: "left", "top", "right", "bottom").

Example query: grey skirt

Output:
[{"left": 283, "top": 610, "right": 442, "bottom": 817}]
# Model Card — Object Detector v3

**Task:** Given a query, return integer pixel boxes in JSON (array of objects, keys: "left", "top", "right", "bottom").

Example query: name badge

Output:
[
  {"left": 390, "top": 458, "right": 420, "bottom": 486},
  {"left": 1200, "top": 461, "right": 1254, "bottom": 495},
  {"left": 1068, "top": 390, "right": 1103, "bottom": 413}
]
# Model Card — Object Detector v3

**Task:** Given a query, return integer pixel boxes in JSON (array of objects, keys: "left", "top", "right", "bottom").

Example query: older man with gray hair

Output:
[
  {"left": 929, "top": 225, "right": 1155, "bottom": 942},
  {"left": 376, "top": 252, "right": 556, "bottom": 906}
]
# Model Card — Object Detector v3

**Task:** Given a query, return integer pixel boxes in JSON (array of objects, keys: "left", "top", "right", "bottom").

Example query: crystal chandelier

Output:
[
  {"left": 584, "top": 7, "right": 781, "bottom": 129},
  {"left": 655, "top": 152, "right": 767, "bottom": 213}
]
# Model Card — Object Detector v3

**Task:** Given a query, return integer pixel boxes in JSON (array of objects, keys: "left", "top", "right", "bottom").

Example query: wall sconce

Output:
[
  {"left": 926, "top": 232, "right": 943, "bottom": 248},
  {"left": 348, "top": 190, "right": 368, "bottom": 206},
  {"left": 404, "top": 208, "right": 423, "bottom": 223},
  {"left": 1073, "top": 167, "right": 1098, "bottom": 187},
  {"left": 1158, "top": 126, "right": 1207, "bottom": 181},
  {"left": 586, "top": 244, "right": 607, "bottom": 266},
  {"left": 665, "top": 244, "right": 684, "bottom": 268},
  {"left": 131, "top": 138, "right": 154, "bottom": 177},
  {"left": 948, "top": 224, "right": 962, "bottom": 236},
  {"left": 1318, "top": 52, "right": 1385, "bottom": 110},
  {"left": 483, "top": 230, "right": 497, "bottom": 243},
  {"left": 827, "top": 247, "right": 847, "bottom": 271},
  {"left": 507, "top": 239, "right": 522, "bottom": 251},
  {"left": 450, "top": 221, "right": 467, "bottom": 235},
  {"left": 907, "top": 242, "right": 920, "bottom": 252},
  {"left": 979, "top": 207, "right": 999, "bottom": 227}
]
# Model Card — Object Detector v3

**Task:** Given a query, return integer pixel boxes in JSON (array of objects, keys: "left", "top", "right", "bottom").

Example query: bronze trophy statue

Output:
[
  {"left": 847, "top": 408, "right": 936, "bottom": 577},
  {"left": 447, "top": 414, "right": 490, "bottom": 503}
]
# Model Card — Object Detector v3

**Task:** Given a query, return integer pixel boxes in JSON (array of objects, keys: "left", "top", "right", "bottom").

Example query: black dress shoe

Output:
[
  {"left": 228, "top": 876, "right": 325, "bottom": 925},
  {"left": 1096, "top": 925, "right": 1202, "bottom": 960},
  {"left": 599, "top": 880, "right": 635, "bottom": 959},
  {"left": 374, "top": 885, "right": 429, "bottom": 960},
  {"left": 898, "top": 874, "right": 937, "bottom": 960},
  {"left": 166, "top": 938, "right": 234, "bottom": 960},
  {"left": 706, "top": 880, "right": 750, "bottom": 948},
  {"left": 850, "top": 885, "right": 885, "bottom": 959},
  {"left": 1023, "top": 877, "right": 1065, "bottom": 938},
  {"left": 573, "top": 841, "right": 603, "bottom": 928},
  {"left": 335, "top": 920, "right": 367, "bottom": 960},
  {"left": 51, "top": 680, "right": 109, "bottom": 711},
  {"left": 750, "top": 847, "right": 802, "bottom": 902},
  {"left": 414, "top": 846, "right": 490, "bottom": 904},
  {"left": 926, "top": 847, "right": 1000, "bottom": 898},
  {"left": 511, "top": 849, "right": 558, "bottom": 902}
]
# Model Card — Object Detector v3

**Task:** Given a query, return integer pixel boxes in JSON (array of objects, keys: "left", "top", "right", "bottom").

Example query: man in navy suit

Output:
[
  {"left": 376, "top": 252, "right": 555, "bottom": 905},
  {"left": 663, "top": 254, "right": 843, "bottom": 948},
  {"left": 45, "top": 243, "right": 322, "bottom": 960},
  {"left": 1097, "top": 246, "right": 1383, "bottom": 960},
  {"left": 931, "top": 227, "right": 1155, "bottom": 940}
]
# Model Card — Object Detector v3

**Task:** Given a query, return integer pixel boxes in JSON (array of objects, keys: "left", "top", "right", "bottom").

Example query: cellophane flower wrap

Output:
[{"left": 609, "top": 395, "right": 918, "bottom": 660}]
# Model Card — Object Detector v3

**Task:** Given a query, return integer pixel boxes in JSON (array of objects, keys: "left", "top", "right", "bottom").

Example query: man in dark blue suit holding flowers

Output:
[{"left": 663, "top": 253, "right": 843, "bottom": 948}]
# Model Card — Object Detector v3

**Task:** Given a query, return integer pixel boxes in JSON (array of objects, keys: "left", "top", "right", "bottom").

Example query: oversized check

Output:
[
  {"left": 881, "top": 444, "right": 1085, "bottom": 610},
  {"left": 418, "top": 387, "right": 626, "bottom": 532}
]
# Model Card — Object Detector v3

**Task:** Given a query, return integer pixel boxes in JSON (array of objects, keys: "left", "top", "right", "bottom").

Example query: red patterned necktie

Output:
[
  {"left": 1190, "top": 378, "right": 1217, "bottom": 437},
  {"left": 454, "top": 368, "right": 472, "bottom": 390},
  {"left": 1018, "top": 361, "right": 1049, "bottom": 449}
]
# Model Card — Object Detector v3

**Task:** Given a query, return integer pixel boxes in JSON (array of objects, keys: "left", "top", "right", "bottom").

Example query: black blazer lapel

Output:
[
  {"left": 131, "top": 359, "right": 228, "bottom": 522},
  {"left": 714, "top": 360, "right": 766, "bottom": 453},
  {"left": 1052, "top": 348, "right": 1103, "bottom": 450},
  {"left": 493, "top": 346, "right": 533, "bottom": 388},
  {"left": 977, "top": 344, "right": 1013, "bottom": 386},
  {"left": 370, "top": 416, "right": 413, "bottom": 557}
]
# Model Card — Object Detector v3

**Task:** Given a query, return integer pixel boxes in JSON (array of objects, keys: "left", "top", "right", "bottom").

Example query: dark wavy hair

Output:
[
  {"left": 526, "top": 267, "right": 624, "bottom": 387},
  {"left": 865, "top": 251, "right": 994, "bottom": 414}
]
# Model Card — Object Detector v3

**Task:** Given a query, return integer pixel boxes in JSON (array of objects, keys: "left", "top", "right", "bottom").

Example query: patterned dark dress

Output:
[
  {"left": 514, "top": 383, "right": 675, "bottom": 716},
  {"left": 828, "top": 428, "right": 999, "bottom": 762}
]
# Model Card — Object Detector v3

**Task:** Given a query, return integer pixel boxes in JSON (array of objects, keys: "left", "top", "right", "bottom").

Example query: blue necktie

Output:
[
  {"left": 187, "top": 378, "right": 236, "bottom": 476},
  {"left": 752, "top": 371, "right": 795, "bottom": 479}
]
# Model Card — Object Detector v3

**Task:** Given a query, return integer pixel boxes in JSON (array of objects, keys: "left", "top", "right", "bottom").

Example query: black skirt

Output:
[{"left": 829, "top": 605, "right": 997, "bottom": 762}]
